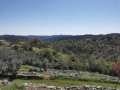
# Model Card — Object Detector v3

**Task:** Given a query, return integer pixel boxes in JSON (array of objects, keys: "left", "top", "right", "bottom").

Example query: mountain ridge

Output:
[{"left": 0, "top": 33, "right": 120, "bottom": 42}]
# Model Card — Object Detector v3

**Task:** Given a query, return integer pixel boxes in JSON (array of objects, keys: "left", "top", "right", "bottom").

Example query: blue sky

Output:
[{"left": 0, "top": 0, "right": 120, "bottom": 35}]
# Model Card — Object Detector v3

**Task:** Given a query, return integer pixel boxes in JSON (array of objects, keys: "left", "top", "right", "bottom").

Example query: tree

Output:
[
  {"left": 56, "top": 54, "right": 69, "bottom": 71},
  {"left": 74, "top": 59, "right": 82, "bottom": 72},
  {"left": 102, "top": 61, "right": 112, "bottom": 75},
  {"left": 112, "top": 62, "right": 120, "bottom": 88},
  {"left": 82, "top": 62, "right": 89, "bottom": 71},
  {"left": 93, "top": 60, "right": 102, "bottom": 73},
  {"left": 13, "top": 44, "right": 21, "bottom": 50},
  {"left": 16, "top": 39, "right": 26, "bottom": 43},
  {"left": 22, "top": 51, "right": 38, "bottom": 65},
  {"left": 28, "top": 38, "right": 43, "bottom": 47},
  {"left": 38, "top": 48, "right": 55, "bottom": 62},
  {"left": 68, "top": 54, "right": 78, "bottom": 70},
  {"left": 36, "top": 59, "right": 43, "bottom": 72},
  {"left": 21, "top": 43, "right": 32, "bottom": 51},
  {"left": 42, "top": 58, "right": 52, "bottom": 71},
  {"left": 0, "top": 47, "right": 22, "bottom": 75}
]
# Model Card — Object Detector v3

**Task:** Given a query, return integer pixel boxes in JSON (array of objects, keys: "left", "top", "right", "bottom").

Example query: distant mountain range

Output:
[
  {"left": 27, "top": 35, "right": 72, "bottom": 41},
  {"left": 0, "top": 33, "right": 120, "bottom": 42},
  {"left": 43, "top": 33, "right": 120, "bottom": 42},
  {"left": 0, "top": 35, "right": 29, "bottom": 41}
]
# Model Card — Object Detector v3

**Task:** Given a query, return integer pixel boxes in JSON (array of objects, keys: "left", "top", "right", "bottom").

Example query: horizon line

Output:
[{"left": 0, "top": 33, "right": 120, "bottom": 36}]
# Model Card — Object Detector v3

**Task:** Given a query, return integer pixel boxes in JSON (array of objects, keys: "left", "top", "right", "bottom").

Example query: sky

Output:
[{"left": 0, "top": 0, "right": 120, "bottom": 35}]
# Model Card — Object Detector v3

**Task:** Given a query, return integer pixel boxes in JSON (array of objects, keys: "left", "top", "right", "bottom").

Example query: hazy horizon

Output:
[
  {"left": 0, "top": 0, "right": 120, "bottom": 35},
  {"left": 0, "top": 33, "right": 120, "bottom": 36}
]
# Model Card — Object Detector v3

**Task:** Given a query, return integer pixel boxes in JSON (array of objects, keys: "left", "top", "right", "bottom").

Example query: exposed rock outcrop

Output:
[{"left": 23, "top": 83, "right": 118, "bottom": 90}]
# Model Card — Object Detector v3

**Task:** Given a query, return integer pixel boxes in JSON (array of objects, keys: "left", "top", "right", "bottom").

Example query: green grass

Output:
[
  {"left": 17, "top": 65, "right": 120, "bottom": 88},
  {"left": 1, "top": 77, "right": 120, "bottom": 89},
  {"left": 11, "top": 78, "right": 120, "bottom": 88},
  {"left": 20, "top": 65, "right": 41, "bottom": 72},
  {"left": 0, "top": 45, "right": 4, "bottom": 48},
  {"left": 19, "top": 65, "right": 119, "bottom": 80},
  {"left": 1, "top": 84, "right": 26, "bottom": 90}
]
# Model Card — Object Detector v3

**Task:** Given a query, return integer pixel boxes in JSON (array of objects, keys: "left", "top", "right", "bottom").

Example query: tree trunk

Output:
[
  {"left": 1, "top": 71, "right": 5, "bottom": 76},
  {"left": 44, "top": 68, "right": 47, "bottom": 72}
]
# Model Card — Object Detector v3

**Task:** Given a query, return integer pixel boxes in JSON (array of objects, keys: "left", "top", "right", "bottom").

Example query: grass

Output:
[
  {"left": 0, "top": 76, "right": 120, "bottom": 89},
  {"left": 11, "top": 78, "right": 120, "bottom": 88},
  {"left": 16, "top": 65, "right": 120, "bottom": 88},
  {"left": 20, "top": 65, "right": 42, "bottom": 72},
  {"left": 19, "top": 65, "right": 119, "bottom": 80},
  {"left": 0, "top": 45, "right": 4, "bottom": 48},
  {"left": 0, "top": 84, "right": 26, "bottom": 90}
]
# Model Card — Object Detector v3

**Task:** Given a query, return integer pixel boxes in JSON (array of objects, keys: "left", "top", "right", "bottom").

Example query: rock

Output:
[
  {"left": 0, "top": 80, "right": 2, "bottom": 85},
  {"left": 56, "top": 87, "right": 63, "bottom": 90},
  {"left": 96, "top": 86, "right": 102, "bottom": 89},
  {"left": 0, "top": 80, "right": 12, "bottom": 86},
  {"left": 83, "top": 85, "right": 90, "bottom": 89},
  {"left": 22, "top": 83, "right": 118, "bottom": 90},
  {"left": 2, "top": 80, "right": 8, "bottom": 86},
  {"left": 46, "top": 86, "right": 56, "bottom": 89},
  {"left": 7, "top": 82, "right": 12, "bottom": 86},
  {"left": 23, "top": 83, "right": 29, "bottom": 86}
]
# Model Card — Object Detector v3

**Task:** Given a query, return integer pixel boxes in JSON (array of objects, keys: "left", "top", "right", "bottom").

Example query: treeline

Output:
[
  {"left": 1, "top": 35, "right": 120, "bottom": 76},
  {"left": 54, "top": 35, "right": 120, "bottom": 75},
  {"left": 0, "top": 38, "right": 82, "bottom": 74}
]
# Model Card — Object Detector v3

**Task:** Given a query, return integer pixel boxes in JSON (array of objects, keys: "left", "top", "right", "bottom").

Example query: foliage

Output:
[
  {"left": 112, "top": 63, "right": 120, "bottom": 77},
  {"left": 1, "top": 84, "right": 26, "bottom": 90},
  {"left": 0, "top": 47, "right": 22, "bottom": 74},
  {"left": 1, "top": 35, "right": 120, "bottom": 76},
  {"left": 112, "top": 62, "right": 120, "bottom": 88}
]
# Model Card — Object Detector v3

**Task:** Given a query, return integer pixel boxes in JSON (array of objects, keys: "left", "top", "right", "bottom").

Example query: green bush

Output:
[{"left": 1, "top": 84, "right": 26, "bottom": 90}]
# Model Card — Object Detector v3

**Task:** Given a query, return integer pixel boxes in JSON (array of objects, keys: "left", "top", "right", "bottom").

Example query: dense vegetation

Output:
[{"left": 1, "top": 35, "right": 120, "bottom": 77}]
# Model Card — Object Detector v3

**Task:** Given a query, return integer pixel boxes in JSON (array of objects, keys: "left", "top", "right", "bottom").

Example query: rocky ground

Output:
[
  {"left": 0, "top": 80, "right": 12, "bottom": 86},
  {"left": 23, "top": 83, "right": 118, "bottom": 90},
  {"left": 50, "top": 71, "right": 119, "bottom": 82},
  {"left": 16, "top": 70, "right": 119, "bottom": 82},
  {"left": 0, "top": 70, "right": 120, "bottom": 90}
]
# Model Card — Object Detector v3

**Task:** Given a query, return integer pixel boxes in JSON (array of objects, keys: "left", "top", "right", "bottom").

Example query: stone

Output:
[{"left": 46, "top": 86, "right": 56, "bottom": 89}]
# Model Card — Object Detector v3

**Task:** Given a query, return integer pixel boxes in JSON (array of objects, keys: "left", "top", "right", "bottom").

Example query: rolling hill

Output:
[{"left": 0, "top": 33, "right": 120, "bottom": 42}]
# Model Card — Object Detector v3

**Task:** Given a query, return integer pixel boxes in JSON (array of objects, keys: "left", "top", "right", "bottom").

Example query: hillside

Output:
[
  {"left": 53, "top": 35, "right": 120, "bottom": 75},
  {"left": 27, "top": 35, "right": 72, "bottom": 41},
  {"left": 55, "top": 35, "right": 120, "bottom": 61},
  {"left": 1, "top": 34, "right": 120, "bottom": 80},
  {"left": 44, "top": 33, "right": 120, "bottom": 42},
  {"left": 0, "top": 33, "right": 120, "bottom": 42},
  {"left": 0, "top": 35, "right": 29, "bottom": 41}
]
